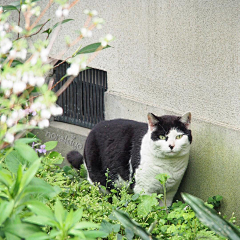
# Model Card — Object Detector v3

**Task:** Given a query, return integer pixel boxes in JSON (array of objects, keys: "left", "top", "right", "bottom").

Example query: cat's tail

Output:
[{"left": 66, "top": 150, "right": 83, "bottom": 169}]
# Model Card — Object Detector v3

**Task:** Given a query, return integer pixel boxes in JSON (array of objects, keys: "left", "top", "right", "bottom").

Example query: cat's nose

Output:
[{"left": 169, "top": 144, "right": 175, "bottom": 150}]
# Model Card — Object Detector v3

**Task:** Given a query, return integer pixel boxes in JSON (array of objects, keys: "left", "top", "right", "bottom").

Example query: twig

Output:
[
  {"left": 17, "top": 8, "right": 21, "bottom": 39},
  {"left": 15, "top": 19, "right": 50, "bottom": 41},
  {"left": 29, "top": 0, "right": 54, "bottom": 31},
  {"left": 69, "top": 0, "right": 80, "bottom": 9},
  {"left": 55, "top": 75, "right": 75, "bottom": 97},
  {"left": 52, "top": 56, "right": 71, "bottom": 69}
]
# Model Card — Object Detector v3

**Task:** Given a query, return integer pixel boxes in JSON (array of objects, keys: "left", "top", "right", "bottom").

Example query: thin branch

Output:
[
  {"left": 69, "top": 0, "right": 80, "bottom": 9},
  {"left": 55, "top": 75, "right": 75, "bottom": 97},
  {"left": 29, "top": 0, "right": 54, "bottom": 31},
  {"left": 52, "top": 56, "right": 71, "bottom": 69},
  {"left": 17, "top": 8, "right": 21, "bottom": 39},
  {"left": 15, "top": 19, "right": 50, "bottom": 41}
]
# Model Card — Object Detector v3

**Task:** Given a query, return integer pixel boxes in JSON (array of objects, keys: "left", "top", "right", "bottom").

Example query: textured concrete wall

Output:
[{"left": 4, "top": 0, "right": 240, "bottom": 221}]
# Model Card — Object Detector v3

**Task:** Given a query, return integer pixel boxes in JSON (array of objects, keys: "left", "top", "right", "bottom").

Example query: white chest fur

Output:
[{"left": 133, "top": 132, "right": 190, "bottom": 206}]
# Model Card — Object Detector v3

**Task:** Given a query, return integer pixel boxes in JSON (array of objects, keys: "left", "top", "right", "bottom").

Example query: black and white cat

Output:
[{"left": 67, "top": 112, "right": 192, "bottom": 206}]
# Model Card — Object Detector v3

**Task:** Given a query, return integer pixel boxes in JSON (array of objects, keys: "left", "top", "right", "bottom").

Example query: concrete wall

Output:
[{"left": 5, "top": 0, "right": 240, "bottom": 220}]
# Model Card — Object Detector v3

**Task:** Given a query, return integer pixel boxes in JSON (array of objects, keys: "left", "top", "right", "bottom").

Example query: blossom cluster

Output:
[{"left": 67, "top": 55, "right": 88, "bottom": 76}]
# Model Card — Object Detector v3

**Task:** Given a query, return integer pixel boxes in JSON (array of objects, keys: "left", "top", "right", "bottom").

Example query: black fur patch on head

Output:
[
  {"left": 151, "top": 115, "right": 192, "bottom": 143},
  {"left": 66, "top": 150, "right": 83, "bottom": 169}
]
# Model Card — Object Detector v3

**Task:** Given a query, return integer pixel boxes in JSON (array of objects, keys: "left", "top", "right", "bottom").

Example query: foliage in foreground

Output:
[{"left": 0, "top": 138, "right": 239, "bottom": 239}]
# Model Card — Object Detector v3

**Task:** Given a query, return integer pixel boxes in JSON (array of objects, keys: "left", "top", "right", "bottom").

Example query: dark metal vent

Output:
[{"left": 53, "top": 62, "right": 107, "bottom": 129}]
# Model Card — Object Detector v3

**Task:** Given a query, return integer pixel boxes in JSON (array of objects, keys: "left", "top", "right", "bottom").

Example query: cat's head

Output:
[{"left": 147, "top": 112, "right": 192, "bottom": 158}]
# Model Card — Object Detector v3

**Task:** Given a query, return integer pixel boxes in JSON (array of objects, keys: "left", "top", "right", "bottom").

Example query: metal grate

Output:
[{"left": 53, "top": 61, "right": 107, "bottom": 129}]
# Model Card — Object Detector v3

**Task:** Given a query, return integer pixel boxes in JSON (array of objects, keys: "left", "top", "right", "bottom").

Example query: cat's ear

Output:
[
  {"left": 147, "top": 113, "right": 159, "bottom": 131},
  {"left": 179, "top": 112, "right": 191, "bottom": 129}
]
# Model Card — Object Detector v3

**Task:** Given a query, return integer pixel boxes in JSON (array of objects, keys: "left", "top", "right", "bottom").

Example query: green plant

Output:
[
  {"left": 0, "top": 0, "right": 113, "bottom": 150},
  {"left": 182, "top": 193, "right": 240, "bottom": 240},
  {"left": 0, "top": 139, "right": 107, "bottom": 239},
  {"left": 155, "top": 173, "right": 170, "bottom": 211}
]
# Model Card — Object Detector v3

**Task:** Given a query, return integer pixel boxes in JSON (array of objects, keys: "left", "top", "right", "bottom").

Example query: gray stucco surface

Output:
[{"left": 3, "top": 0, "right": 240, "bottom": 222}]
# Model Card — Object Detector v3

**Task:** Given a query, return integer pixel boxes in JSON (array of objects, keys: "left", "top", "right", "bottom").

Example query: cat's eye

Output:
[
  {"left": 159, "top": 135, "right": 166, "bottom": 140},
  {"left": 176, "top": 135, "right": 183, "bottom": 139}
]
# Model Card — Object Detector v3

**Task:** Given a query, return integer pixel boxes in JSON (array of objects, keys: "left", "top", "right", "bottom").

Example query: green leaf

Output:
[
  {"left": 52, "top": 19, "right": 74, "bottom": 30},
  {"left": 83, "top": 230, "right": 108, "bottom": 238},
  {"left": 0, "top": 200, "right": 14, "bottom": 225},
  {"left": 182, "top": 193, "right": 240, "bottom": 240},
  {"left": 0, "top": 168, "right": 13, "bottom": 186},
  {"left": 113, "top": 210, "right": 158, "bottom": 240},
  {"left": 5, "top": 150, "right": 25, "bottom": 174},
  {"left": 100, "top": 220, "right": 119, "bottom": 235},
  {"left": 74, "top": 221, "right": 99, "bottom": 230},
  {"left": 64, "top": 209, "right": 74, "bottom": 230},
  {"left": 1, "top": 5, "right": 18, "bottom": 11},
  {"left": 24, "top": 215, "right": 56, "bottom": 227},
  {"left": 54, "top": 200, "right": 65, "bottom": 226},
  {"left": 26, "top": 232, "right": 50, "bottom": 240},
  {"left": 3, "top": 223, "right": 42, "bottom": 238},
  {"left": 12, "top": 164, "right": 23, "bottom": 197},
  {"left": 24, "top": 177, "right": 61, "bottom": 199},
  {"left": 47, "top": 151, "right": 63, "bottom": 164},
  {"left": 44, "top": 141, "right": 58, "bottom": 151},
  {"left": 72, "top": 208, "right": 83, "bottom": 224},
  {"left": 14, "top": 142, "right": 38, "bottom": 163},
  {"left": 76, "top": 43, "right": 111, "bottom": 55},
  {"left": 19, "top": 159, "right": 41, "bottom": 193},
  {"left": 26, "top": 200, "right": 55, "bottom": 220},
  {"left": 137, "top": 195, "right": 158, "bottom": 218},
  {"left": 12, "top": 60, "right": 23, "bottom": 67}
]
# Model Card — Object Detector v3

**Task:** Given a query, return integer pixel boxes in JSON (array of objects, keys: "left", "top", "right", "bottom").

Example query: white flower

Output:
[
  {"left": 18, "top": 109, "right": 25, "bottom": 119},
  {"left": 13, "top": 81, "right": 26, "bottom": 94},
  {"left": 62, "top": 8, "right": 69, "bottom": 17},
  {"left": 21, "top": 4, "right": 27, "bottom": 12},
  {"left": 0, "top": 7, "right": 3, "bottom": 13},
  {"left": 28, "top": 75, "right": 37, "bottom": 86},
  {"left": 106, "top": 34, "right": 113, "bottom": 41},
  {"left": 9, "top": 49, "right": 17, "bottom": 58},
  {"left": 90, "top": 10, "right": 98, "bottom": 16},
  {"left": 4, "top": 23, "right": 9, "bottom": 30},
  {"left": 4, "top": 90, "right": 10, "bottom": 97},
  {"left": 83, "top": 9, "right": 90, "bottom": 15},
  {"left": 13, "top": 26, "right": 23, "bottom": 33},
  {"left": 67, "top": 63, "right": 80, "bottom": 76},
  {"left": 6, "top": 118, "right": 14, "bottom": 127},
  {"left": 50, "top": 105, "right": 63, "bottom": 116},
  {"left": 41, "top": 109, "right": 51, "bottom": 119},
  {"left": 0, "top": 30, "right": 6, "bottom": 38},
  {"left": 87, "top": 30, "right": 92, "bottom": 38},
  {"left": 1, "top": 79, "right": 13, "bottom": 89},
  {"left": 4, "top": 133, "right": 14, "bottom": 143},
  {"left": 31, "top": 53, "right": 38, "bottom": 65},
  {"left": 30, "top": 119, "right": 37, "bottom": 126},
  {"left": 22, "top": 72, "right": 29, "bottom": 83},
  {"left": 0, "top": 38, "right": 12, "bottom": 54},
  {"left": 1, "top": 115, "right": 7, "bottom": 123},
  {"left": 19, "top": 49, "right": 27, "bottom": 60},
  {"left": 11, "top": 110, "right": 19, "bottom": 120},
  {"left": 101, "top": 40, "right": 107, "bottom": 47},
  {"left": 40, "top": 48, "right": 49, "bottom": 62},
  {"left": 93, "top": 17, "right": 104, "bottom": 25},
  {"left": 36, "top": 76, "right": 45, "bottom": 87},
  {"left": 96, "top": 24, "right": 103, "bottom": 30},
  {"left": 55, "top": 6, "right": 63, "bottom": 18},
  {"left": 38, "top": 119, "right": 49, "bottom": 129},
  {"left": 81, "top": 62, "right": 87, "bottom": 69},
  {"left": 80, "top": 28, "right": 87, "bottom": 37}
]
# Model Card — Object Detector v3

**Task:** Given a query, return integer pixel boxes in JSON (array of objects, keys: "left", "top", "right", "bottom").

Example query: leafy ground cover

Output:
[{"left": 1, "top": 136, "right": 239, "bottom": 239}]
